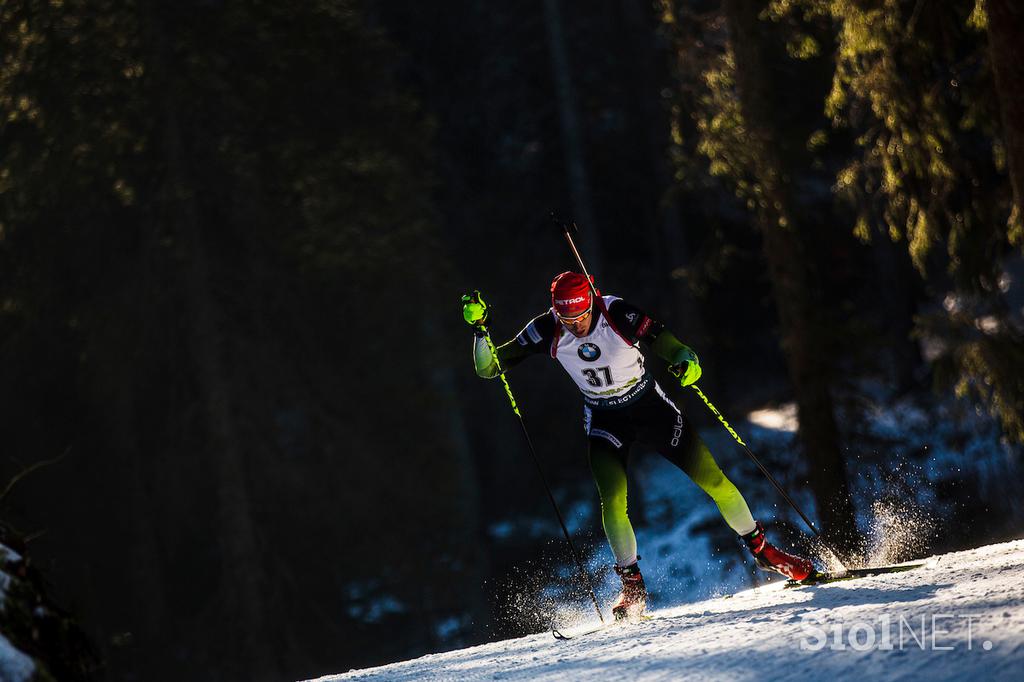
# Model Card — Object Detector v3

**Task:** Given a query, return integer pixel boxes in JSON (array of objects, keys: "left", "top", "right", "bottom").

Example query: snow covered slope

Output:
[{"left": 311, "top": 538, "right": 1024, "bottom": 681}]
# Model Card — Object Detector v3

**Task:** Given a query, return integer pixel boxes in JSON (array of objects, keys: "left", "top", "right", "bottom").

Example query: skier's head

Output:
[{"left": 551, "top": 271, "right": 595, "bottom": 336}]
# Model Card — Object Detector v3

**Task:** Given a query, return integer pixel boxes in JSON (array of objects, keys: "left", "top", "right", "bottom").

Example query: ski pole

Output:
[
  {"left": 688, "top": 384, "right": 846, "bottom": 563},
  {"left": 476, "top": 321, "right": 605, "bottom": 624}
]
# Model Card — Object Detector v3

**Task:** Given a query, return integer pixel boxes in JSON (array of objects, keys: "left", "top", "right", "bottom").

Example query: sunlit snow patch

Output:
[
  {"left": 746, "top": 403, "right": 798, "bottom": 432},
  {"left": 0, "top": 634, "right": 34, "bottom": 682}
]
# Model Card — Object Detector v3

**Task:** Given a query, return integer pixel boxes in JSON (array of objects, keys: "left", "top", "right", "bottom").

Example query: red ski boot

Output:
[
  {"left": 743, "top": 522, "right": 814, "bottom": 581},
  {"left": 611, "top": 559, "right": 647, "bottom": 621}
]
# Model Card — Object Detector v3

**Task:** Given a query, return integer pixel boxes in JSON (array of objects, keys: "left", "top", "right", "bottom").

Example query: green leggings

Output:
[{"left": 589, "top": 433, "right": 755, "bottom": 566}]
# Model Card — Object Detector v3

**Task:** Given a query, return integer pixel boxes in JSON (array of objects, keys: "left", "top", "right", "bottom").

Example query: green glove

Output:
[
  {"left": 668, "top": 346, "right": 702, "bottom": 387},
  {"left": 461, "top": 290, "right": 488, "bottom": 327}
]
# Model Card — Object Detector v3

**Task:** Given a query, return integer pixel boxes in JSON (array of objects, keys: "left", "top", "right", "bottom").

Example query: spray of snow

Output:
[
  {"left": 805, "top": 466, "right": 938, "bottom": 573},
  {"left": 863, "top": 498, "right": 936, "bottom": 568},
  {"left": 806, "top": 536, "right": 848, "bottom": 574},
  {"left": 493, "top": 560, "right": 607, "bottom": 635}
]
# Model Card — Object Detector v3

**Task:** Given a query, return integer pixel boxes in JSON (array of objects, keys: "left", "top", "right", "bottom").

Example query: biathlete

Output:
[{"left": 462, "top": 272, "right": 813, "bottom": 620}]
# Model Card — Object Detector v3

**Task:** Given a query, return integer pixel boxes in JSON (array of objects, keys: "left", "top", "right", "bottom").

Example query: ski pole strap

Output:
[
  {"left": 480, "top": 326, "right": 521, "bottom": 418},
  {"left": 690, "top": 385, "right": 746, "bottom": 447}
]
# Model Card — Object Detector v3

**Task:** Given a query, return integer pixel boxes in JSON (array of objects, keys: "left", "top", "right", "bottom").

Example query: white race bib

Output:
[{"left": 552, "top": 296, "right": 647, "bottom": 402}]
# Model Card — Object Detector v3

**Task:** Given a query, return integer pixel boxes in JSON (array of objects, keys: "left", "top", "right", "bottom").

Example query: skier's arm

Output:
[
  {"left": 651, "top": 329, "right": 695, "bottom": 362},
  {"left": 463, "top": 289, "right": 556, "bottom": 379},
  {"left": 473, "top": 310, "right": 557, "bottom": 378},
  {"left": 607, "top": 299, "right": 701, "bottom": 385},
  {"left": 472, "top": 334, "right": 533, "bottom": 378},
  {"left": 652, "top": 330, "right": 702, "bottom": 385}
]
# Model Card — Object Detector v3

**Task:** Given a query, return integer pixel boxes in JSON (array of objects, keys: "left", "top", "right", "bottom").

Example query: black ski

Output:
[
  {"left": 785, "top": 562, "right": 925, "bottom": 588},
  {"left": 555, "top": 563, "right": 927, "bottom": 637},
  {"left": 551, "top": 614, "right": 652, "bottom": 640},
  {"left": 552, "top": 624, "right": 605, "bottom": 640}
]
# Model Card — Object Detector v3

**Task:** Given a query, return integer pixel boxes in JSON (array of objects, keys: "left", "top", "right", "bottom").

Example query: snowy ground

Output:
[
  {"left": 311, "top": 538, "right": 1024, "bottom": 681},
  {"left": 0, "top": 543, "right": 36, "bottom": 682}
]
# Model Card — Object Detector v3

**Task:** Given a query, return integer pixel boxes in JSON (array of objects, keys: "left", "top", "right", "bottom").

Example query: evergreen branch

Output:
[{"left": 0, "top": 447, "right": 71, "bottom": 505}]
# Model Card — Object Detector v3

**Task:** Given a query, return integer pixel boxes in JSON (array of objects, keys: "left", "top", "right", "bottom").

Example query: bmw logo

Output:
[{"left": 578, "top": 343, "right": 601, "bottom": 361}]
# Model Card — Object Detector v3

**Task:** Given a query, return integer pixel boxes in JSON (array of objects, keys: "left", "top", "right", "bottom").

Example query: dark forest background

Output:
[{"left": 1, "top": 0, "right": 1022, "bottom": 680}]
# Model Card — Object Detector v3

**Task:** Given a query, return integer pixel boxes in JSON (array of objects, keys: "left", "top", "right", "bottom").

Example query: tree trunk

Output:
[
  {"left": 723, "top": 0, "right": 861, "bottom": 558},
  {"left": 152, "top": 62, "right": 281, "bottom": 682},
  {"left": 618, "top": 0, "right": 710, "bottom": 352},
  {"left": 83, "top": 306, "right": 167, "bottom": 666},
  {"left": 986, "top": 0, "right": 1024, "bottom": 240},
  {"left": 543, "top": 0, "right": 603, "bottom": 272},
  {"left": 871, "top": 222, "right": 922, "bottom": 392}
]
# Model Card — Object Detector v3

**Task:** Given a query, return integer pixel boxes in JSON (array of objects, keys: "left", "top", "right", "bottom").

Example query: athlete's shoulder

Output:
[
  {"left": 605, "top": 297, "right": 663, "bottom": 343},
  {"left": 514, "top": 309, "right": 557, "bottom": 351},
  {"left": 605, "top": 296, "right": 643, "bottom": 328}
]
